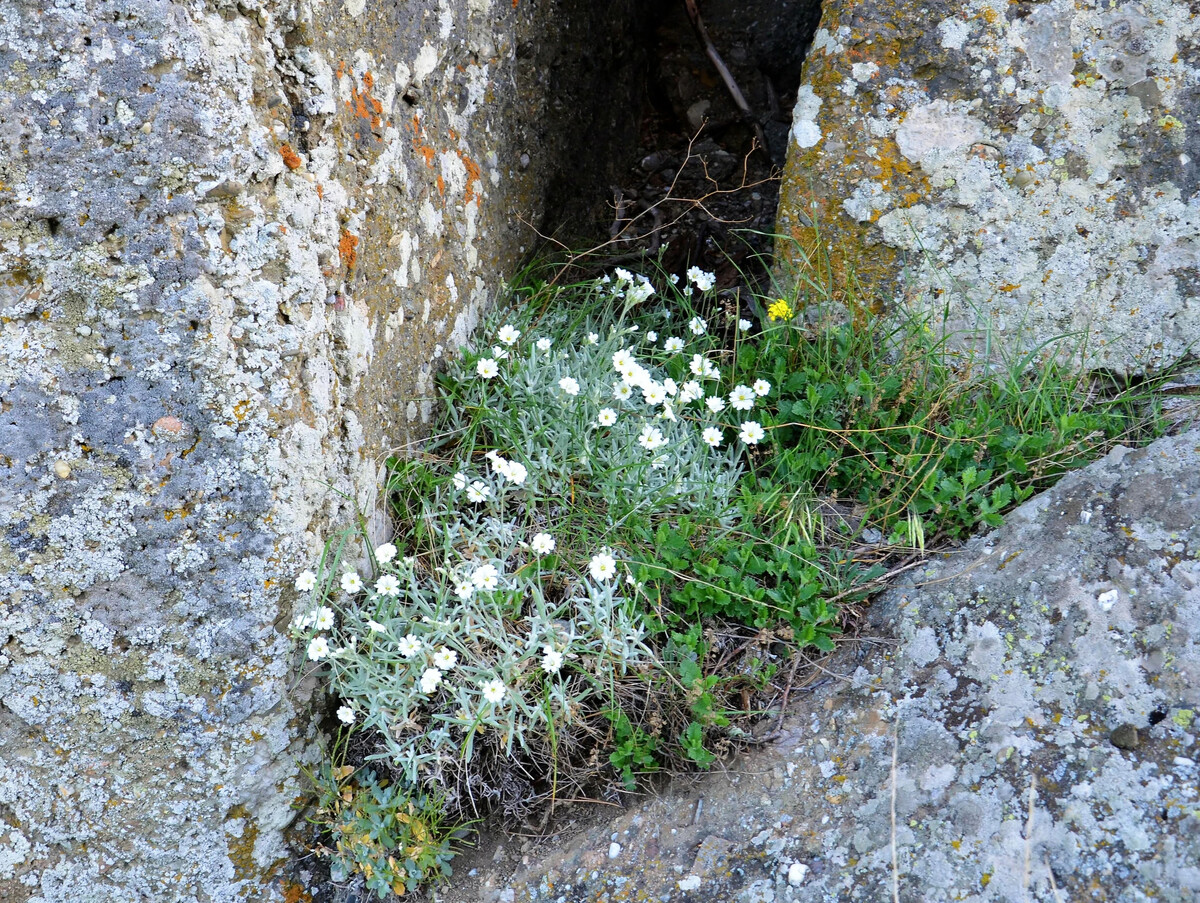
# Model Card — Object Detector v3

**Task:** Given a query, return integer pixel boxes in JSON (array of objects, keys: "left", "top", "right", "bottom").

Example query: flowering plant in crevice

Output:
[{"left": 290, "top": 264, "right": 823, "bottom": 895}]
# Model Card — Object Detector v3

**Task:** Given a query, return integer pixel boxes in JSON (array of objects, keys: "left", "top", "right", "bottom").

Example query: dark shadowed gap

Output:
[{"left": 537, "top": 0, "right": 825, "bottom": 284}]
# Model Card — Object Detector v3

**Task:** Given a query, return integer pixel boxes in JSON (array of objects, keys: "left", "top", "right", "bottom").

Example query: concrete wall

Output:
[
  {"left": 0, "top": 0, "right": 644, "bottom": 898},
  {"left": 777, "top": 0, "right": 1200, "bottom": 373}
]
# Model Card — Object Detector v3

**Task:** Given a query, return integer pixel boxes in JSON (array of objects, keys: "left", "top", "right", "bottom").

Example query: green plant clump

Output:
[{"left": 290, "top": 255, "right": 1177, "bottom": 896}]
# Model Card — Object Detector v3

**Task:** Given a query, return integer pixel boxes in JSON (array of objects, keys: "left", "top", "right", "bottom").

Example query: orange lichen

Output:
[
  {"left": 459, "top": 151, "right": 483, "bottom": 203},
  {"left": 280, "top": 144, "right": 302, "bottom": 170},
  {"left": 412, "top": 115, "right": 437, "bottom": 167},
  {"left": 339, "top": 230, "right": 359, "bottom": 271}
]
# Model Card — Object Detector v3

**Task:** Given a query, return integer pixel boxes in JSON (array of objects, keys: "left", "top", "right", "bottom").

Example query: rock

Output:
[
  {"left": 1111, "top": 723, "right": 1141, "bottom": 750},
  {"left": 0, "top": 1, "right": 653, "bottom": 899},
  {"left": 777, "top": 0, "right": 1200, "bottom": 374}
]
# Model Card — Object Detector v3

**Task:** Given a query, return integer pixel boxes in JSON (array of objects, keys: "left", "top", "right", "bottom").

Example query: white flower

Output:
[
  {"left": 398, "top": 635, "right": 423, "bottom": 658},
  {"left": 637, "top": 425, "right": 666, "bottom": 451},
  {"left": 679, "top": 380, "right": 703, "bottom": 403},
  {"left": 375, "top": 574, "right": 401, "bottom": 597},
  {"left": 455, "top": 580, "right": 475, "bottom": 600},
  {"left": 433, "top": 647, "right": 458, "bottom": 670},
  {"left": 740, "top": 421, "right": 765, "bottom": 444},
  {"left": 419, "top": 668, "right": 443, "bottom": 694},
  {"left": 651, "top": 453, "right": 669, "bottom": 469},
  {"left": 614, "top": 267, "right": 633, "bottom": 283},
  {"left": 531, "top": 532, "right": 556, "bottom": 555},
  {"left": 626, "top": 279, "right": 655, "bottom": 305},
  {"left": 689, "top": 354, "right": 707, "bottom": 377},
  {"left": 314, "top": 606, "right": 335, "bottom": 630},
  {"left": 452, "top": 472, "right": 467, "bottom": 490},
  {"left": 541, "top": 646, "right": 564, "bottom": 675},
  {"left": 659, "top": 402, "right": 676, "bottom": 422},
  {"left": 587, "top": 332, "right": 599, "bottom": 345},
  {"left": 753, "top": 379, "right": 771, "bottom": 396},
  {"left": 701, "top": 358, "right": 719, "bottom": 380},
  {"left": 612, "top": 349, "right": 634, "bottom": 371},
  {"left": 498, "top": 459, "right": 528, "bottom": 485},
  {"left": 664, "top": 337, "right": 684, "bottom": 352},
  {"left": 589, "top": 551, "right": 618, "bottom": 582},
  {"left": 374, "top": 542, "right": 397, "bottom": 564},
  {"left": 706, "top": 396, "right": 726, "bottom": 413},
  {"left": 336, "top": 705, "right": 356, "bottom": 725},
  {"left": 307, "top": 636, "right": 331, "bottom": 661},
  {"left": 689, "top": 316, "right": 707, "bottom": 335},
  {"left": 472, "top": 563, "right": 500, "bottom": 591},
  {"left": 341, "top": 572, "right": 363, "bottom": 594},
  {"left": 477, "top": 358, "right": 499, "bottom": 379},
  {"left": 729, "top": 385, "right": 756, "bottom": 411},
  {"left": 702, "top": 426, "right": 723, "bottom": 448},
  {"left": 491, "top": 345, "right": 509, "bottom": 360},
  {"left": 467, "top": 481, "right": 491, "bottom": 503},
  {"left": 642, "top": 382, "right": 667, "bottom": 406},
  {"left": 481, "top": 679, "right": 506, "bottom": 704},
  {"left": 559, "top": 376, "right": 580, "bottom": 396},
  {"left": 294, "top": 570, "right": 317, "bottom": 592},
  {"left": 613, "top": 382, "right": 633, "bottom": 401},
  {"left": 596, "top": 408, "right": 618, "bottom": 427},
  {"left": 646, "top": 331, "right": 658, "bottom": 343},
  {"left": 687, "top": 266, "right": 716, "bottom": 291},
  {"left": 498, "top": 324, "right": 521, "bottom": 345},
  {"left": 367, "top": 619, "right": 386, "bottom": 632},
  {"left": 620, "top": 362, "right": 650, "bottom": 388},
  {"left": 536, "top": 337, "right": 552, "bottom": 351},
  {"left": 739, "top": 318, "right": 753, "bottom": 331}
]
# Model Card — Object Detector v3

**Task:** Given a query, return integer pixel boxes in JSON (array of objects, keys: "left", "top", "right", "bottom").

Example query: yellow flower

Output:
[{"left": 767, "top": 299, "right": 793, "bottom": 321}]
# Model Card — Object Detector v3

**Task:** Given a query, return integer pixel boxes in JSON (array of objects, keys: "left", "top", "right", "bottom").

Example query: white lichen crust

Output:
[
  {"left": 779, "top": 0, "right": 1200, "bottom": 373},
  {"left": 0, "top": 0, "right": 635, "bottom": 898}
]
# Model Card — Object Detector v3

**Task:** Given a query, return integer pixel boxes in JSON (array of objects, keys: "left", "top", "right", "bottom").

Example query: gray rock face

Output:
[
  {"left": 0, "top": 0, "right": 646, "bottom": 899},
  {"left": 776, "top": 0, "right": 1200, "bottom": 374},
  {"left": 460, "top": 429, "right": 1200, "bottom": 902}
]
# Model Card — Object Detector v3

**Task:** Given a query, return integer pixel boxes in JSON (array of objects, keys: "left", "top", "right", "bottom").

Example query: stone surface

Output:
[
  {"left": 776, "top": 0, "right": 1200, "bottom": 374},
  {"left": 441, "top": 428, "right": 1200, "bottom": 902},
  {"left": 0, "top": 0, "right": 647, "bottom": 899}
]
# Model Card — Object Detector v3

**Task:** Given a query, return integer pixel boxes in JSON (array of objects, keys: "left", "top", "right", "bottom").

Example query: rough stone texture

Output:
[
  {"left": 0, "top": 0, "right": 647, "bottom": 899},
  {"left": 451, "top": 428, "right": 1200, "bottom": 902},
  {"left": 776, "top": 0, "right": 1200, "bottom": 374}
]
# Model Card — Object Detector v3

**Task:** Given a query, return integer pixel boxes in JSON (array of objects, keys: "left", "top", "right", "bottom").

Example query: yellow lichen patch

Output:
[{"left": 225, "top": 804, "right": 261, "bottom": 882}]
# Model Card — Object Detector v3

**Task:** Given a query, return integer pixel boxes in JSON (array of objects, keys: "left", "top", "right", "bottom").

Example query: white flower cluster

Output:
[{"left": 292, "top": 269, "right": 773, "bottom": 797}]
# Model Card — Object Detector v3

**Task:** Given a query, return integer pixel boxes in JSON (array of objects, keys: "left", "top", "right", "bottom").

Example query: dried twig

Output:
[
  {"left": 518, "top": 127, "right": 777, "bottom": 284},
  {"left": 682, "top": 0, "right": 768, "bottom": 151}
]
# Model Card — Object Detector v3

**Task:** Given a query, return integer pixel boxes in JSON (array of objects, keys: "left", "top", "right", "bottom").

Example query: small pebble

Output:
[
  {"left": 1097, "top": 589, "right": 1119, "bottom": 611},
  {"left": 678, "top": 875, "right": 701, "bottom": 891},
  {"left": 787, "top": 862, "right": 809, "bottom": 886},
  {"left": 1110, "top": 723, "right": 1140, "bottom": 750},
  {"left": 75, "top": 324, "right": 92, "bottom": 337},
  {"left": 608, "top": 842, "right": 621, "bottom": 859},
  {"left": 53, "top": 461, "right": 71, "bottom": 479}
]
